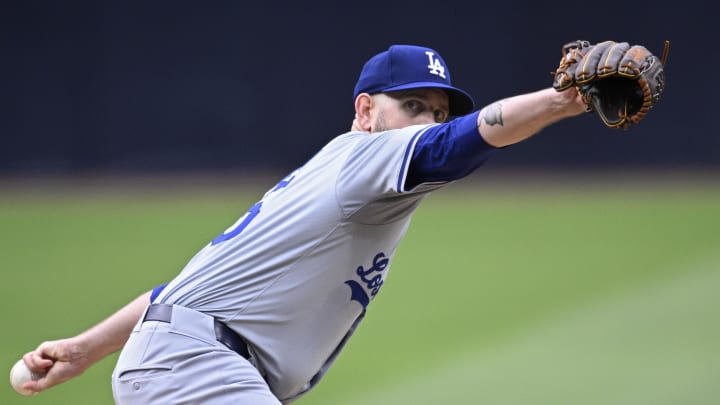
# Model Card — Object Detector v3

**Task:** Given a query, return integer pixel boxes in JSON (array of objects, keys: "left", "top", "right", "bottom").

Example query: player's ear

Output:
[{"left": 354, "top": 93, "right": 374, "bottom": 132}]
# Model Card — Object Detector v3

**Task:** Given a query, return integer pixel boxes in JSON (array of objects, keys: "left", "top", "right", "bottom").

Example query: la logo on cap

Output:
[{"left": 425, "top": 51, "right": 446, "bottom": 79}]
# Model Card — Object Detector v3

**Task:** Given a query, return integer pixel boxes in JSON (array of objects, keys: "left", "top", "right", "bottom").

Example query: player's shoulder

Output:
[
  {"left": 348, "top": 124, "right": 435, "bottom": 144},
  {"left": 320, "top": 131, "right": 367, "bottom": 154},
  {"left": 320, "top": 125, "right": 435, "bottom": 161}
]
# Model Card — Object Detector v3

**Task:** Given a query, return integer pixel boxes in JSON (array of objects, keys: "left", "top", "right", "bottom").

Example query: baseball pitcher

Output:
[{"left": 16, "top": 41, "right": 666, "bottom": 403}]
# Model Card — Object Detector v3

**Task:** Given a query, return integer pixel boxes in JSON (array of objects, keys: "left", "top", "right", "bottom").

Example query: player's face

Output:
[{"left": 370, "top": 89, "right": 450, "bottom": 132}]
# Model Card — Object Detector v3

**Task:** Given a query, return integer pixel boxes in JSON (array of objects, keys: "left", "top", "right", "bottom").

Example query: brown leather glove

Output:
[{"left": 553, "top": 40, "right": 668, "bottom": 129}]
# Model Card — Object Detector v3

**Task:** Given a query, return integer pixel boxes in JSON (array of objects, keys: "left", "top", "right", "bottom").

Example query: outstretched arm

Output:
[
  {"left": 20, "top": 290, "right": 152, "bottom": 394},
  {"left": 478, "top": 87, "right": 586, "bottom": 147},
  {"left": 405, "top": 87, "right": 586, "bottom": 189}
]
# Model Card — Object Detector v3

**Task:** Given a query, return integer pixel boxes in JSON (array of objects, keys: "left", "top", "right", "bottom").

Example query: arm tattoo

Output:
[{"left": 480, "top": 101, "right": 504, "bottom": 126}]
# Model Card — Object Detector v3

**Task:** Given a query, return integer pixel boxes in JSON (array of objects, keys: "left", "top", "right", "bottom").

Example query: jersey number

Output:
[
  {"left": 211, "top": 201, "right": 262, "bottom": 245},
  {"left": 210, "top": 174, "right": 295, "bottom": 246}
]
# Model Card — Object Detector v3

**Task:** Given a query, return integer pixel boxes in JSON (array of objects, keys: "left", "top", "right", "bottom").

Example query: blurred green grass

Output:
[{"left": 1, "top": 175, "right": 718, "bottom": 404}]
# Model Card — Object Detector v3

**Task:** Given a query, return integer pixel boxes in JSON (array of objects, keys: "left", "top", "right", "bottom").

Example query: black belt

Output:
[{"left": 143, "top": 304, "right": 250, "bottom": 359}]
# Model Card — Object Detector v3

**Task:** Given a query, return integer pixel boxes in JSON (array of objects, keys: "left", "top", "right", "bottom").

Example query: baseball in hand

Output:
[{"left": 9, "top": 359, "right": 44, "bottom": 396}]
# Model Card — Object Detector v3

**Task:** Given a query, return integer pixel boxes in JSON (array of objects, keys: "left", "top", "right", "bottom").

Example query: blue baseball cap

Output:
[{"left": 353, "top": 44, "right": 475, "bottom": 116}]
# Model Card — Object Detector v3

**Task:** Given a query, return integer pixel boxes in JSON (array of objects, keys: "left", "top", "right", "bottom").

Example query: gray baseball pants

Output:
[{"left": 111, "top": 304, "right": 281, "bottom": 404}]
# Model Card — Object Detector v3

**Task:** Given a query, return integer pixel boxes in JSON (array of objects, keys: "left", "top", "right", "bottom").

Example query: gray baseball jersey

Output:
[{"left": 153, "top": 123, "right": 450, "bottom": 401}]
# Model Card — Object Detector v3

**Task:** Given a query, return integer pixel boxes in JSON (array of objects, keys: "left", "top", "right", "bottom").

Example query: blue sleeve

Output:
[
  {"left": 150, "top": 283, "right": 168, "bottom": 303},
  {"left": 405, "top": 112, "right": 498, "bottom": 190}
]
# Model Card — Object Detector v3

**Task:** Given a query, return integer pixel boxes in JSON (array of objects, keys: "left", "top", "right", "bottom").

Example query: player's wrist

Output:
[
  {"left": 545, "top": 87, "right": 586, "bottom": 118},
  {"left": 70, "top": 333, "right": 109, "bottom": 367}
]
